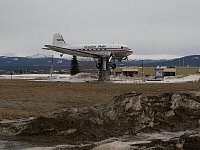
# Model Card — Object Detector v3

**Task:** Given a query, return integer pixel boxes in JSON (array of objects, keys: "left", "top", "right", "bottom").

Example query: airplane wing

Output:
[
  {"left": 43, "top": 45, "right": 111, "bottom": 58},
  {"left": 43, "top": 45, "right": 100, "bottom": 58},
  {"left": 43, "top": 33, "right": 112, "bottom": 59}
]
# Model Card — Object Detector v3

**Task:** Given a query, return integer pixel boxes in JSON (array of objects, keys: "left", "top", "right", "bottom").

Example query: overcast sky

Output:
[{"left": 0, "top": 0, "right": 200, "bottom": 59}]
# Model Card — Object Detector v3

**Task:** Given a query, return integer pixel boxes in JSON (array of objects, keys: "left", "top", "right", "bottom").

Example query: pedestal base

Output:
[{"left": 98, "top": 70, "right": 110, "bottom": 82}]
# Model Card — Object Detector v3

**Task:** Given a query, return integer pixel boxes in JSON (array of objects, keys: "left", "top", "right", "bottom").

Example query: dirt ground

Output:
[{"left": 0, "top": 79, "right": 199, "bottom": 119}]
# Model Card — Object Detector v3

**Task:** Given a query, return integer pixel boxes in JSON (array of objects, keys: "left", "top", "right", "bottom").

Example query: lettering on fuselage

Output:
[
  {"left": 83, "top": 45, "right": 106, "bottom": 49},
  {"left": 84, "top": 45, "right": 96, "bottom": 49},
  {"left": 98, "top": 45, "right": 106, "bottom": 48}
]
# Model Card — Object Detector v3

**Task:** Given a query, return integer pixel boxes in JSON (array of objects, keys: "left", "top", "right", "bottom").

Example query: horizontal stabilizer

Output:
[{"left": 42, "top": 47, "right": 51, "bottom": 50}]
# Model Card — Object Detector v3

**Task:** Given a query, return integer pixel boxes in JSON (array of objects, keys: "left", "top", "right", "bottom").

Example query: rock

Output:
[
  {"left": 0, "top": 91, "right": 200, "bottom": 143},
  {"left": 129, "top": 133, "right": 200, "bottom": 150}
]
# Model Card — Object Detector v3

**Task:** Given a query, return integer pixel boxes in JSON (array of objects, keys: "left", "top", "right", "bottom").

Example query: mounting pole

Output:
[{"left": 98, "top": 58, "right": 110, "bottom": 82}]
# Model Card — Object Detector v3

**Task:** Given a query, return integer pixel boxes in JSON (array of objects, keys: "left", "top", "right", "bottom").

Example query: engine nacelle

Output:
[{"left": 95, "top": 51, "right": 111, "bottom": 58}]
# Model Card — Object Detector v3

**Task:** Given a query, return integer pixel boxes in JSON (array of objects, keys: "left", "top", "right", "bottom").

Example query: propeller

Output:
[{"left": 108, "top": 53, "right": 113, "bottom": 62}]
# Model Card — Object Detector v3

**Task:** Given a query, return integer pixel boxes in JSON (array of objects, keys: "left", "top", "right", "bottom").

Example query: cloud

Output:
[{"left": 0, "top": 0, "right": 200, "bottom": 56}]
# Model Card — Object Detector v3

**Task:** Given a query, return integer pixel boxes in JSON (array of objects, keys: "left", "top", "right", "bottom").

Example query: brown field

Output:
[{"left": 0, "top": 79, "right": 199, "bottom": 119}]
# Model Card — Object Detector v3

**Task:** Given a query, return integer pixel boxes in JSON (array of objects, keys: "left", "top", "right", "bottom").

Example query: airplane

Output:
[{"left": 43, "top": 33, "right": 133, "bottom": 69}]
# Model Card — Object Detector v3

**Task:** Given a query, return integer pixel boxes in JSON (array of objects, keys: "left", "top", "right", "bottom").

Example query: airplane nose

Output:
[{"left": 128, "top": 50, "right": 133, "bottom": 54}]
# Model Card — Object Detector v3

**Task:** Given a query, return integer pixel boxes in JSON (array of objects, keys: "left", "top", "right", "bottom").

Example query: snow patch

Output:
[
  {"left": 129, "top": 54, "right": 182, "bottom": 60},
  {"left": 0, "top": 73, "right": 199, "bottom": 83},
  {"left": 112, "top": 74, "right": 200, "bottom": 84},
  {"left": 27, "top": 53, "right": 52, "bottom": 59}
]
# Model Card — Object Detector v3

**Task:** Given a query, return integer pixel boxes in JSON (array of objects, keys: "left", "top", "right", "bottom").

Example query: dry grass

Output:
[
  {"left": 0, "top": 108, "right": 39, "bottom": 119},
  {"left": 0, "top": 79, "right": 199, "bottom": 119}
]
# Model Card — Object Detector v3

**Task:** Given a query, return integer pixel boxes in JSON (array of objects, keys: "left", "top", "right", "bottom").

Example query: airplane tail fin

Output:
[{"left": 52, "top": 33, "right": 66, "bottom": 46}]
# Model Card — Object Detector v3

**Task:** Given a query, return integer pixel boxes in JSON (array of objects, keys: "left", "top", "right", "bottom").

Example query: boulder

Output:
[{"left": 129, "top": 133, "right": 200, "bottom": 150}]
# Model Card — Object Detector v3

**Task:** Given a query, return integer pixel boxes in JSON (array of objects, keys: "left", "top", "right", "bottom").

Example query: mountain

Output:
[
  {"left": 0, "top": 56, "right": 71, "bottom": 74},
  {"left": 0, "top": 55, "right": 199, "bottom": 74},
  {"left": 145, "top": 55, "right": 200, "bottom": 67},
  {"left": 117, "top": 55, "right": 200, "bottom": 67}
]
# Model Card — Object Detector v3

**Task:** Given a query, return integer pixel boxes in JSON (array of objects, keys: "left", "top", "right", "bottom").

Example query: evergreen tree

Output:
[{"left": 70, "top": 56, "right": 80, "bottom": 75}]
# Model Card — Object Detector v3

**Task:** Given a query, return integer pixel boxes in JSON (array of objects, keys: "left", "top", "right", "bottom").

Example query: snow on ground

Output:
[
  {"left": 147, "top": 74, "right": 200, "bottom": 83},
  {"left": 111, "top": 74, "right": 200, "bottom": 84},
  {"left": 13, "top": 129, "right": 200, "bottom": 150},
  {"left": 92, "top": 129, "right": 200, "bottom": 150},
  {"left": 0, "top": 73, "right": 98, "bottom": 82},
  {"left": 0, "top": 73, "right": 199, "bottom": 83},
  {"left": 0, "top": 74, "right": 53, "bottom": 80},
  {"left": 163, "top": 74, "right": 200, "bottom": 83}
]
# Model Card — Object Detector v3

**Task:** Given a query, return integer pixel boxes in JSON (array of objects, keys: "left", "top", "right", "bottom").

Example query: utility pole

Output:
[
  {"left": 141, "top": 60, "right": 144, "bottom": 82},
  {"left": 50, "top": 55, "right": 53, "bottom": 78}
]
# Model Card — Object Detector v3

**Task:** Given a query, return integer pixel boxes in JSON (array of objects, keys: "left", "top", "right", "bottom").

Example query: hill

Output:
[
  {"left": 0, "top": 55, "right": 199, "bottom": 74},
  {"left": 117, "top": 55, "right": 200, "bottom": 67}
]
